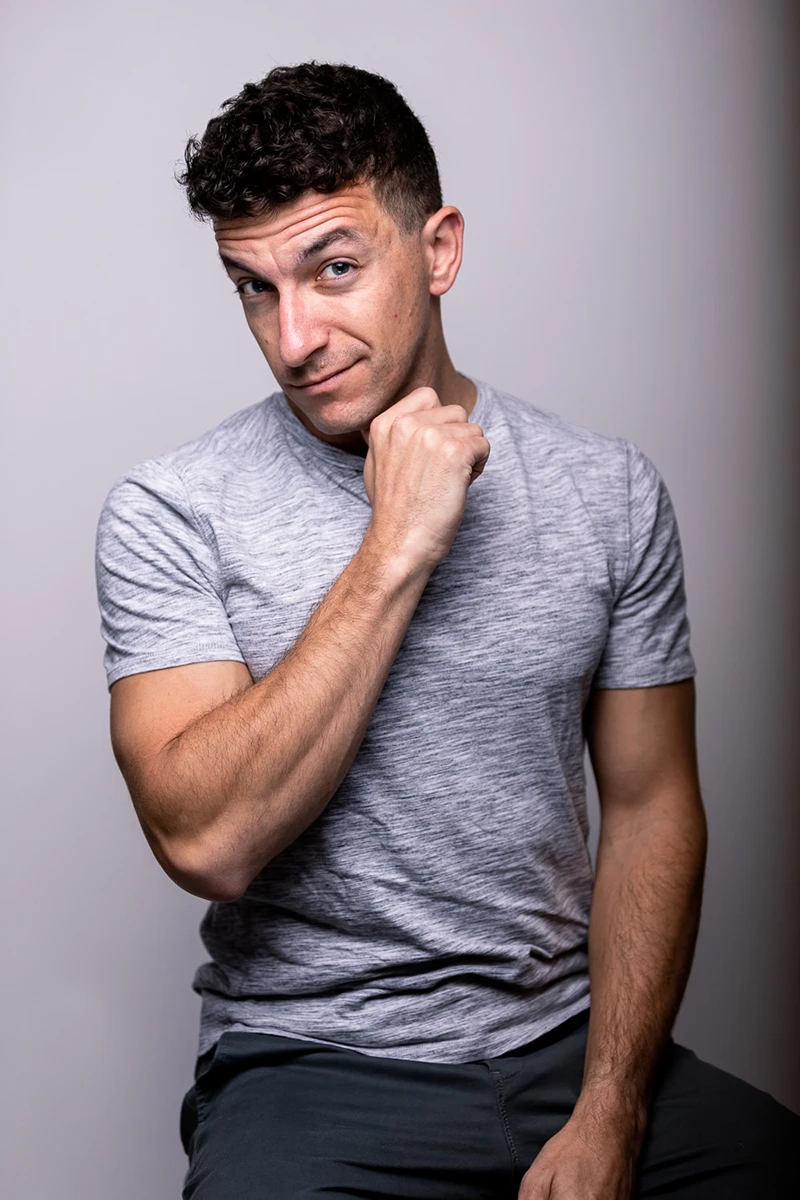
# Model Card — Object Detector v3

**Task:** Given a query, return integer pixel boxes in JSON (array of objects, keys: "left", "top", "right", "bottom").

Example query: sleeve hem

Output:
[
  {"left": 591, "top": 664, "right": 696, "bottom": 690},
  {"left": 104, "top": 644, "right": 247, "bottom": 689}
]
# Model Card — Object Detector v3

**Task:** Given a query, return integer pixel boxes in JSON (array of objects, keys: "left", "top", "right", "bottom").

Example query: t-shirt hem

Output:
[{"left": 195, "top": 994, "right": 593, "bottom": 1065}]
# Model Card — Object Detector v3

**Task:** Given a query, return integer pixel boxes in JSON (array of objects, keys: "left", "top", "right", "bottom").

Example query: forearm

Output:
[
  {"left": 151, "top": 531, "right": 431, "bottom": 900},
  {"left": 574, "top": 790, "right": 707, "bottom": 1142}
]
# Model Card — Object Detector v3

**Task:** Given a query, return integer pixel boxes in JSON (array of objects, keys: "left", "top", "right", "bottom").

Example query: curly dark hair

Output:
[{"left": 177, "top": 62, "right": 443, "bottom": 235}]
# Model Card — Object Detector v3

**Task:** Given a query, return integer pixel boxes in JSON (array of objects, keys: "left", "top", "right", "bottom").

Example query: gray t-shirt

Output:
[{"left": 94, "top": 377, "right": 696, "bottom": 1063}]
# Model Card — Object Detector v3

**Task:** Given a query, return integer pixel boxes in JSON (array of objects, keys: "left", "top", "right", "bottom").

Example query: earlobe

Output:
[{"left": 427, "top": 205, "right": 464, "bottom": 297}]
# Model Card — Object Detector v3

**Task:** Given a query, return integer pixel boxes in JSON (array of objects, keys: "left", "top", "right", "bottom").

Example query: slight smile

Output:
[{"left": 292, "top": 363, "right": 358, "bottom": 393}]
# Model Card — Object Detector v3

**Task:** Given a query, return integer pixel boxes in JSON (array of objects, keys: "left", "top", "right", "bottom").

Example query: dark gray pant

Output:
[{"left": 180, "top": 1009, "right": 798, "bottom": 1197}]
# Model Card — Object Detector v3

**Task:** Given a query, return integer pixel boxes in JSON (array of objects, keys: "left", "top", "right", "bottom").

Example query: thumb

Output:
[{"left": 359, "top": 423, "right": 371, "bottom": 448}]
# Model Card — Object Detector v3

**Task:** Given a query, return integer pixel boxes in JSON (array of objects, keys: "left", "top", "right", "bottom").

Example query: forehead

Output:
[{"left": 213, "top": 183, "right": 392, "bottom": 260}]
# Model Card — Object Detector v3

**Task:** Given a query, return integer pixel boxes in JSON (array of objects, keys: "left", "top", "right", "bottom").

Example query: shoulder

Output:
[
  {"left": 479, "top": 382, "right": 677, "bottom": 582},
  {"left": 485, "top": 381, "right": 623, "bottom": 453},
  {"left": 98, "top": 394, "right": 277, "bottom": 516},
  {"left": 482, "top": 380, "right": 635, "bottom": 491}
]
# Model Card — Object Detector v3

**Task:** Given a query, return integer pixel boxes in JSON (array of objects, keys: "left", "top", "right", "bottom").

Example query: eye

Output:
[
  {"left": 235, "top": 279, "right": 271, "bottom": 297},
  {"left": 320, "top": 261, "right": 355, "bottom": 280}
]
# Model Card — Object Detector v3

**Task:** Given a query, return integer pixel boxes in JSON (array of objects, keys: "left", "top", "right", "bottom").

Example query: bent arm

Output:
[{"left": 111, "top": 532, "right": 431, "bottom": 902}]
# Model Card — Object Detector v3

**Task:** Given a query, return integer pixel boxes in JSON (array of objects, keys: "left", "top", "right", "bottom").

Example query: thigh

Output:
[
  {"left": 179, "top": 1031, "right": 515, "bottom": 1200},
  {"left": 495, "top": 1015, "right": 800, "bottom": 1198},
  {"left": 487, "top": 1008, "right": 593, "bottom": 1181},
  {"left": 635, "top": 1041, "right": 800, "bottom": 1197}
]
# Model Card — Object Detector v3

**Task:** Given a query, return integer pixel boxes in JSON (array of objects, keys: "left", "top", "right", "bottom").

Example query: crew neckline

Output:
[{"left": 272, "top": 375, "right": 492, "bottom": 479}]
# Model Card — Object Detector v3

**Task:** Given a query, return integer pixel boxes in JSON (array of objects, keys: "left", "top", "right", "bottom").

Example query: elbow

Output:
[
  {"left": 153, "top": 831, "right": 249, "bottom": 904},
  {"left": 123, "top": 762, "right": 258, "bottom": 903}
]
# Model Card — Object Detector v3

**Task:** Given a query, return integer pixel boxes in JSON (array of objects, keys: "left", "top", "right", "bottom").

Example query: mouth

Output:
[{"left": 290, "top": 363, "right": 358, "bottom": 393}]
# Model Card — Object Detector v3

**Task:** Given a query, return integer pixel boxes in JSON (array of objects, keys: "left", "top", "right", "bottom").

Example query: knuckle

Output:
[
  {"left": 392, "top": 411, "right": 416, "bottom": 432},
  {"left": 419, "top": 423, "right": 441, "bottom": 449}
]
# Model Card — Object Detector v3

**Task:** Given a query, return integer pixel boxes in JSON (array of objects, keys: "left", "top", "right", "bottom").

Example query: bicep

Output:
[
  {"left": 584, "top": 680, "right": 703, "bottom": 824},
  {"left": 109, "top": 658, "right": 254, "bottom": 802}
]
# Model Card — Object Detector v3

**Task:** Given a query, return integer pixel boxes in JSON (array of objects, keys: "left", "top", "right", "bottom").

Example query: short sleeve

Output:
[
  {"left": 593, "top": 440, "right": 696, "bottom": 689},
  {"left": 94, "top": 458, "right": 246, "bottom": 690}
]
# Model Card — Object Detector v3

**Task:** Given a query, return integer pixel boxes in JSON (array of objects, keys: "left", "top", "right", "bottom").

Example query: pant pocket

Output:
[{"left": 180, "top": 1034, "right": 233, "bottom": 1156}]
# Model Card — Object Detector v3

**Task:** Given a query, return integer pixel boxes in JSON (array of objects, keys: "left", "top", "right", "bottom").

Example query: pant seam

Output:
[{"left": 486, "top": 1065, "right": 520, "bottom": 1174}]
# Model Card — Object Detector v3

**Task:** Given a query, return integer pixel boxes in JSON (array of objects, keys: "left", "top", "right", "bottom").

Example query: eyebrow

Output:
[{"left": 218, "top": 226, "right": 368, "bottom": 277}]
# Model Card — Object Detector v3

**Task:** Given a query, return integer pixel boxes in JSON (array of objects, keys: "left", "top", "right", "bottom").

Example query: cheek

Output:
[
  {"left": 379, "top": 274, "right": 426, "bottom": 336},
  {"left": 244, "top": 308, "right": 276, "bottom": 351}
]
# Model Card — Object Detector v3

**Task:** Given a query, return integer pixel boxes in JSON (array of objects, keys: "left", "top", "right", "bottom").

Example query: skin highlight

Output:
[{"left": 213, "top": 181, "right": 476, "bottom": 455}]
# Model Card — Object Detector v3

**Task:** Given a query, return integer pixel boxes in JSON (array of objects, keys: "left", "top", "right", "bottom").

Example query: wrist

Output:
[
  {"left": 571, "top": 1082, "right": 650, "bottom": 1150},
  {"left": 358, "top": 526, "right": 435, "bottom": 588}
]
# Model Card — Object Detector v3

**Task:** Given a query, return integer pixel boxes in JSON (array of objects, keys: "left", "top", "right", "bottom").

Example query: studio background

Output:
[{"left": 2, "top": 2, "right": 797, "bottom": 1196}]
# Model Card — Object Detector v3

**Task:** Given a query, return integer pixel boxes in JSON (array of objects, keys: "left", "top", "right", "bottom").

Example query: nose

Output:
[{"left": 277, "top": 288, "right": 329, "bottom": 369}]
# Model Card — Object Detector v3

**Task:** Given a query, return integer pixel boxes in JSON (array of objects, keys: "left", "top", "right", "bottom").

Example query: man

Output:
[{"left": 94, "top": 62, "right": 797, "bottom": 1198}]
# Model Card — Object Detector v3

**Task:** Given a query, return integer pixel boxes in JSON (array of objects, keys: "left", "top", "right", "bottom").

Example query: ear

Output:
[{"left": 421, "top": 206, "right": 464, "bottom": 298}]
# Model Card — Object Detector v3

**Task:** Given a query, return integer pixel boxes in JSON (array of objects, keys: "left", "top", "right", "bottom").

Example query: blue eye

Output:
[{"left": 323, "top": 261, "right": 353, "bottom": 278}]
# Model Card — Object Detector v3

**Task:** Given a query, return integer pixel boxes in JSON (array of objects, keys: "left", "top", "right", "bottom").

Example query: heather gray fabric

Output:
[{"left": 94, "top": 377, "right": 696, "bottom": 1064}]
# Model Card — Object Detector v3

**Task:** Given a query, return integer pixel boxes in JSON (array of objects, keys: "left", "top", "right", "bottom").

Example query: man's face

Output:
[{"left": 214, "top": 182, "right": 436, "bottom": 451}]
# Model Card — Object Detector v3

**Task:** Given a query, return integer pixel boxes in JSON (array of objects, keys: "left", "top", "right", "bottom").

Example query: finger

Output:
[
  {"left": 361, "top": 394, "right": 475, "bottom": 447},
  {"left": 468, "top": 440, "right": 491, "bottom": 482},
  {"left": 419, "top": 426, "right": 489, "bottom": 483},
  {"left": 385, "top": 386, "right": 441, "bottom": 414},
  {"left": 360, "top": 390, "right": 435, "bottom": 445},
  {"left": 366, "top": 407, "right": 472, "bottom": 451},
  {"left": 412, "top": 422, "right": 487, "bottom": 450},
  {"left": 517, "top": 1175, "right": 552, "bottom": 1200},
  {"left": 407, "top": 404, "right": 469, "bottom": 426},
  {"left": 362, "top": 387, "right": 443, "bottom": 446},
  {"left": 421, "top": 419, "right": 482, "bottom": 435}
]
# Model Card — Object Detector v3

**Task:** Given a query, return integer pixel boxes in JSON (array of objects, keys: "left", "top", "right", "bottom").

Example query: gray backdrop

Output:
[{"left": 2, "top": 2, "right": 797, "bottom": 1196}]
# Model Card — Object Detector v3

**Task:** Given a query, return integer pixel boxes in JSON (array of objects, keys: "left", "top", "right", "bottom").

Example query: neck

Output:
[
  {"left": 417, "top": 349, "right": 476, "bottom": 413},
  {"left": 385, "top": 299, "right": 477, "bottom": 416}
]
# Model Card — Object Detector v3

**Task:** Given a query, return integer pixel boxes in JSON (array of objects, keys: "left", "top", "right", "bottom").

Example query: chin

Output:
[
  {"left": 283, "top": 392, "right": 368, "bottom": 450},
  {"left": 310, "top": 388, "right": 382, "bottom": 427}
]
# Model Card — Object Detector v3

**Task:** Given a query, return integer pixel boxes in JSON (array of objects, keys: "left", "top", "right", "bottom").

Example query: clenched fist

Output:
[{"left": 359, "top": 386, "right": 490, "bottom": 573}]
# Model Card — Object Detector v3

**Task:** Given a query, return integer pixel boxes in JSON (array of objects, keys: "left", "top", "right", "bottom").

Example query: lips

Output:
[{"left": 293, "top": 363, "right": 356, "bottom": 389}]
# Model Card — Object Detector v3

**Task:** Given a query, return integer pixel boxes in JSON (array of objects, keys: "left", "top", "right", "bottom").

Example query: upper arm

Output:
[
  {"left": 108, "top": 659, "right": 254, "bottom": 902},
  {"left": 110, "top": 657, "right": 253, "bottom": 772},
  {"left": 95, "top": 458, "right": 252, "bottom": 829},
  {"left": 95, "top": 460, "right": 258, "bottom": 898},
  {"left": 585, "top": 437, "right": 704, "bottom": 833},
  {"left": 109, "top": 659, "right": 253, "bottom": 834},
  {"left": 584, "top": 680, "right": 705, "bottom": 833}
]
